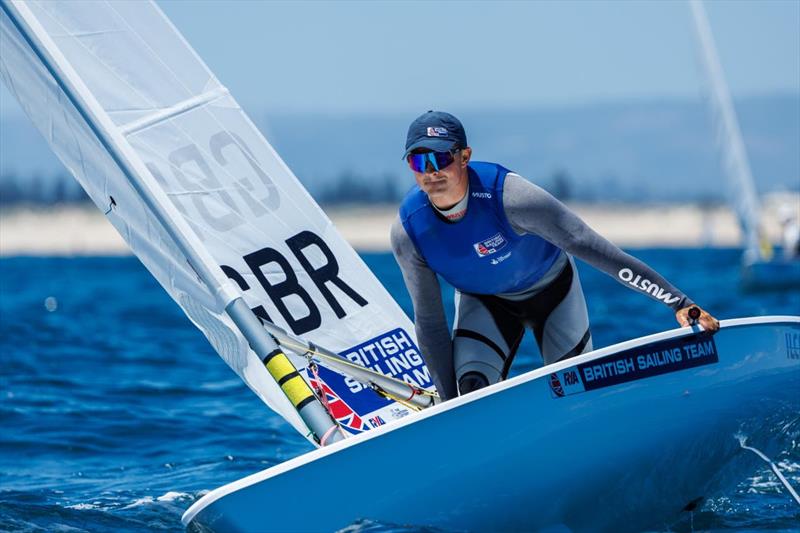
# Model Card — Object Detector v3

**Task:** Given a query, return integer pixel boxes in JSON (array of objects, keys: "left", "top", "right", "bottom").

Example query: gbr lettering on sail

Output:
[{"left": 143, "top": 130, "right": 368, "bottom": 337}]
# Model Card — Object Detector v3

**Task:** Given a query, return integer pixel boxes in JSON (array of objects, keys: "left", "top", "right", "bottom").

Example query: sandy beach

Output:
[{"left": 0, "top": 196, "right": 796, "bottom": 256}]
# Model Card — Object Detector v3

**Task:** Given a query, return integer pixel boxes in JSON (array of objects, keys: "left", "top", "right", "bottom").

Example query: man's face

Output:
[{"left": 410, "top": 147, "right": 472, "bottom": 207}]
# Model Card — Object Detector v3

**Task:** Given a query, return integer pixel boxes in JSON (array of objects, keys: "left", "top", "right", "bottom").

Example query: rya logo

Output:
[
  {"left": 471, "top": 191, "right": 492, "bottom": 199},
  {"left": 426, "top": 126, "right": 448, "bottom": 137},
  {"left": 617, "top": 268, "right": 680, "bottom": 305}
]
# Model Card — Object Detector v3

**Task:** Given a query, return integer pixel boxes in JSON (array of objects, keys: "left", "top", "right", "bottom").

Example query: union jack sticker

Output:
[{"left": 308, "top": 373, "right": 370, "bottom": 434}]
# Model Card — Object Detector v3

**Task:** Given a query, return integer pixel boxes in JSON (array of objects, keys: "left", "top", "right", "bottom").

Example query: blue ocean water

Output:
[{"left": 1, "top": 249, "right": 798, "bottom": 532}]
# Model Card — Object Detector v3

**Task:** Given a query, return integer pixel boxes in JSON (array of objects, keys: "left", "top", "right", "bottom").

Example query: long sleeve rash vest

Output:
[{"left": 390, "top": 173, "right": 694, "bottom": 399}]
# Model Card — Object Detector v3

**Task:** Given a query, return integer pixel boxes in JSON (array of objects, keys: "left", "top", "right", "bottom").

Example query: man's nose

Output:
[{"left": 425, "top": 161, "right": 438, "bottom": 174}]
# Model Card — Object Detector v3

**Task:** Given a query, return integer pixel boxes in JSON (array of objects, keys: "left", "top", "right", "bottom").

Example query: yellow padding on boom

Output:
[
  {"left": 264, "top": 352, "right": 314, "bottom": 407},
  {"left": 265, "top": 353, "right": 296, "bottom": 380},
  {"left": 281, "top": 376, "right": 315, "bottom": 408}
]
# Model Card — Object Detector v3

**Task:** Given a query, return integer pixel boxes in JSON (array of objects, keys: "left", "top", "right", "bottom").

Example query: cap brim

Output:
[{"left": 402, "top": 138, "right": 458, "bottom": 158}]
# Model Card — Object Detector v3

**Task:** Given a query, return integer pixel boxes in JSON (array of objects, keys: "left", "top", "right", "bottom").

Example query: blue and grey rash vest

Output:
[
  {"left": 400, "top": 162, "right": 562, "bottom": 294},
  {"left": 391, "top": 165, "right": 694, "bottom": 398}
]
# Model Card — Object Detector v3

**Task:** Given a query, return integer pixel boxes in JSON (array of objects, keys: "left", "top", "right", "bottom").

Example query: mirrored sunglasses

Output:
[{"left": 406, "top": 149, "right": 459, "bottom": 173}]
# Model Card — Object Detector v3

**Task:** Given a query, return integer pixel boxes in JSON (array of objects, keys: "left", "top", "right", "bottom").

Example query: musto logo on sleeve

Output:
[
  {"left": 548, "top": 335, "right": 718, "bottom": 398},
  {"left": 617, "top": 268, "right": 680, "bottom": 305}
]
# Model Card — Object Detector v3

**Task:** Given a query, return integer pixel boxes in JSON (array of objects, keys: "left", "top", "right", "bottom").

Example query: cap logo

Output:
[{"left": 426, "top": 126, "right": 448, "bottom": 137}]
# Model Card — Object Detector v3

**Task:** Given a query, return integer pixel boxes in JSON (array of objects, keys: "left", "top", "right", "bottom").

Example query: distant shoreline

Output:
[{"left": 0, "top": 199, "right": 795, "bottom": 256}]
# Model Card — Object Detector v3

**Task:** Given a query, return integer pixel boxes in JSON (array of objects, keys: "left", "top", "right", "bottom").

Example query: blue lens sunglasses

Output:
[{"left": 406, "top": 149, "right": 461, "bottom": 173}]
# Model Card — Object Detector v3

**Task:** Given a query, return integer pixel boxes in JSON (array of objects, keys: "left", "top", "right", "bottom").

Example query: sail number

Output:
[
  {"left": 145, "top": 131, "right": 280, "bottom": 233},
  {"left": 222, "top": 230, "right": 368, "bottom": 336},
  {"left": 144, "top": 133, "right": 367, "bottom": 334}
]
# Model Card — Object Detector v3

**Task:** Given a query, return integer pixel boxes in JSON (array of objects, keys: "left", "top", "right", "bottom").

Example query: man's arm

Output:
[
  {"left": 503, "top": 174, "right": 718, "bottom": 331},
  {"left": 390, "top": 217, "right": 458, "bottom": 399}
]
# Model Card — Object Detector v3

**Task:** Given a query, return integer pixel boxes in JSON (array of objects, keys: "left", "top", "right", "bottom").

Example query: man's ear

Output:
[{"left": 460, "top": 147, "right": 472, "bottom": 167}]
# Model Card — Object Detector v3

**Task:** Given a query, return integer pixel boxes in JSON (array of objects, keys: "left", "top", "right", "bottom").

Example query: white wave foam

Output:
[
  {"left": 157, "top": 491, "right": 191, "bottom": 502},
  {"left": 122, "top": 491, "right": 192, "bottom": 509},
  {"left": 123, "top": 496, "right": 154, "bottom": 509},
  {"left": 66, "top": 502, "right": 99, "bottom": 510}
]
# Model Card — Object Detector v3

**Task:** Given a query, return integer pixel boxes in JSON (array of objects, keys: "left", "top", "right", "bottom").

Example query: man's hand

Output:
[{"left": 676, "top": 305, "right": 720, "bottom": 333}]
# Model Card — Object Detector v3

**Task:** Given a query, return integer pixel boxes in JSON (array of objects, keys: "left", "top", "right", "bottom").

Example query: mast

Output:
[
  {"left": 1, "top": 0, "right": 344, "bottom": 445},
  {"left": 688, "top": 0, "right": 766, "bottom": 264}
]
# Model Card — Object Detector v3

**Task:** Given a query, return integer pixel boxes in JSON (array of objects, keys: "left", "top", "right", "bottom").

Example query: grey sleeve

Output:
[
  {"left": 390, "top": 217, "right": 458, "bottom": 400},
  {"left": 503, "top": 174, "right": 694, "bottom": 311}
]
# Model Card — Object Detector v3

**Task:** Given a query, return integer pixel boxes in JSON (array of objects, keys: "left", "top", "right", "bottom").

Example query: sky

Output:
[{"left": 1, "top": 0, "right": 799, "bottom": 119}]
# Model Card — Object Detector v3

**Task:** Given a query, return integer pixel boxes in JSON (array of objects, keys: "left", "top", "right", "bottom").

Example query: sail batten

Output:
[{"left": 120, "top": 87, "right": 230, "bottom": 135}]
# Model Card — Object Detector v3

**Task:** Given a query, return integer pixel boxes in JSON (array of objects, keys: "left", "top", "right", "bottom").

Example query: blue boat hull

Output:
[
  {"left": 184, "top": 317, "right": 800, "bottom": 532},
  {"left": 742, "top": 259, "right": 800, "bottom": 291}
]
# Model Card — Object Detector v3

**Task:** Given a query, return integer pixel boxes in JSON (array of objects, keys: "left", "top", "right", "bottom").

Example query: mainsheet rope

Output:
[{"left": 737, "top": 435, "right": 800, "bottom": 506}]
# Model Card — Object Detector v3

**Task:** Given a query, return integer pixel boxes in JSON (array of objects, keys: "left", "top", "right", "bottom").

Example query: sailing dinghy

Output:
[
  {"left": 182, "top": 317, "right": 799, "bottom": 532},
  {"left": 2, "top": 1, "right": 797, "bottom": 531}
]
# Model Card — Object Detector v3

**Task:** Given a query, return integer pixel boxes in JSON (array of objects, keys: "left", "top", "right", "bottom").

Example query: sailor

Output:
[
  {"left": 778, "top": 204, "right": 800, "bottom": 260},
  {"left": 391, "top": 111, "right": 720, "bottom": 400}
]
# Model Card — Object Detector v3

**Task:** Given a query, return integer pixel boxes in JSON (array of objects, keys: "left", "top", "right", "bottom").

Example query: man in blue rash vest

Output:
[{"left": 391, "top": 110, "right": 720, "bottom": 401}]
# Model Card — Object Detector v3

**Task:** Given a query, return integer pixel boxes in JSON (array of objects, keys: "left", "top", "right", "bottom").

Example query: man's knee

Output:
[
  {"left": 552, "top": 328, "right": 592, "bottom": 363},
  {"left": 458, "top": 371, "right": 489, "bottom": 395}
]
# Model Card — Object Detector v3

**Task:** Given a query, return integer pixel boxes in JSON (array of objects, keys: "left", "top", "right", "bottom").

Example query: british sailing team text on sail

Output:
[{"left": 341, "top": 329, "right": 432, "bottom": 393}]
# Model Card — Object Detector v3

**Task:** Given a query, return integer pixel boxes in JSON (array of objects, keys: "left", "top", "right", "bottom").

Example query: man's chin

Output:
[
  {"left": 426, "top": 193, "right": 448, "bottom": 204},
  {"left": 426, "top": 186, "right": 450, "bottom": 198}
]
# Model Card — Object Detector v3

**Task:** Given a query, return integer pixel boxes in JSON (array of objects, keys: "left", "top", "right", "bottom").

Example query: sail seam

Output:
[
  {"left": 51, "top": 29, "right": 125, "bottom": 38},
  {"left": 120, "top": 86, "right": 229, "bottom": 135}
]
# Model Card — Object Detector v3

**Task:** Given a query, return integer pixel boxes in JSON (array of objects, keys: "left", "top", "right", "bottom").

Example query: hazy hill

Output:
[{"left": 1, "top": 93, "right": 797, "bottom": 203}]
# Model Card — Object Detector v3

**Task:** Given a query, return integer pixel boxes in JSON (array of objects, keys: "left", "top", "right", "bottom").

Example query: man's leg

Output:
[
  {"left": 535, "top": 256, "right": 593, "bottom": 365},
  {"left": 452, "top": 291, "right": 524, "bottom": 394}
]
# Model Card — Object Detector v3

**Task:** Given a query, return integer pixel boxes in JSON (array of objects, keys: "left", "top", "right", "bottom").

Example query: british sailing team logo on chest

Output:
[{"left": 473, "top": 232, "right": 508, "bottom": 257}]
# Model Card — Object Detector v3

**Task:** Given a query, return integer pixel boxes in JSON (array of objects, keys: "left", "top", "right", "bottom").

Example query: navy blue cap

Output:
[{"left": 403, "top": 111, "right": 468, "bottom": 157}]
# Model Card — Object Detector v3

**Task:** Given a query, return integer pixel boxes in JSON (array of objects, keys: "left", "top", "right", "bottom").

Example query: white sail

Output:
[
  {"left": 0, "top": 0, "right": 432, "bottom": 440},
  {"left": 688, "top": 0, "right": 765, "bottom": 263}
]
